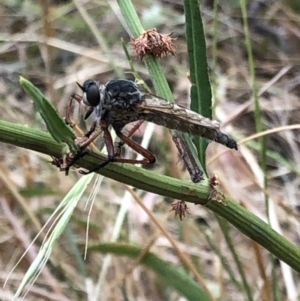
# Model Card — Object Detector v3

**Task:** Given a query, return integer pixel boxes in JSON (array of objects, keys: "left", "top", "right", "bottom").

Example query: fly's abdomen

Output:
[
  {"left": 136, "top": 94, "right": 238, "bottom": 150},
  {"left": 214, "top": 132, "right": 238, "bottom": 150}
]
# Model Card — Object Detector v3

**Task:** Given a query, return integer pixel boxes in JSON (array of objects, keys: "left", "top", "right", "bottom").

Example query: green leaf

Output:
[
  {"left": 19, "top": 76, "right": 77, "bottom": 153},
  {"left": 184, "top": 0, "right": 212, "bottom": 168},
  {"left": 89, "top": 243, "right": 211, "bottom": 301}
]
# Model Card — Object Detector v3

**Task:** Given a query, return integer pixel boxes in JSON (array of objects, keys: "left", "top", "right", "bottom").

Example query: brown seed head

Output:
[
  {"left": 131, "top": 28, "right": 176, "bottom": 60},
  {"left": 209, "top": 174, "right": 219, "bottom": 188},
  {"left": 171, "top": 201, "right": 189, "bottom": 221}
]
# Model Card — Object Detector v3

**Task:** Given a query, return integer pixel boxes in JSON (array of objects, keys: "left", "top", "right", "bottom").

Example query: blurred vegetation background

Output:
[{"left": 0, "top": 0, "right": 300, "bottom": 300}]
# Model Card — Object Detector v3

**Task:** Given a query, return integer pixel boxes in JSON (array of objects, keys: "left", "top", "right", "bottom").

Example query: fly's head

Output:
[
  {"left": 77, "top": 80, "right": 107, "bottom": 120},
  {"left": 77, "top": 80, "right": 106, "bottom": 107}
]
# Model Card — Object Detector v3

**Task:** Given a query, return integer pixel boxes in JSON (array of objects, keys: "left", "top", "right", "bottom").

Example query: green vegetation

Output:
[{"left": 1, "top": 1, "right": 300, "bottom": 300}]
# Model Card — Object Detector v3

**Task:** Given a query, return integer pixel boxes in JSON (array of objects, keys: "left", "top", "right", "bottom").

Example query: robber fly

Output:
[{"left": 64, "top": 79, "right": 237, "bottom": 174}]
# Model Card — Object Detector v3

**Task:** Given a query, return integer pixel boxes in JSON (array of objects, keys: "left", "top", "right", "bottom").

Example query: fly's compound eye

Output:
[{"left": 77, "top": 80, "right": 100, "bottom": 107}]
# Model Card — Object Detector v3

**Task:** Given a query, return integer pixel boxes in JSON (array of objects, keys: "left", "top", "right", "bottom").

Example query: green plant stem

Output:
[
  {"left": 201, "top": 228, "right": 243, "bottom": 292},
  {"left": 240, "top": 1, "right": 275, "bottom": 298},
  {"left": 211, "top": 0, "right": 219, "bottom": 114},
  {"left": 1, "top": 119, "right": 300, "bottom": 273},
  {"left": 117, "top": 0, "right": 205, "bottom": 182},
  {"left": 90, "top": 243, "right": 211, "bottom": 301},
  {"left": 216, "top": 216, "right": 254, "bottom": 301},
  {"left": 239, "top": 0, "right": 268, "bottom": 211}
]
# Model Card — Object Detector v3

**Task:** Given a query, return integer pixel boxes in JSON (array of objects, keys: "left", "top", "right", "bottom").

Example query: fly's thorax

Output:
[
  {"left": 105, "top": 79, "right": 143, "bottom": 107},
  {"left": 91, "top": 80, "right": 144, "bottom": 124},
  {"left": 98, "top": 84, "right": 107, "bottom": 105},
  {"left": 89, "top": 84, "right": 110, "bottom": 120},
  {"left": 92, "top": 105, "right": 104, "bottom": 120}
]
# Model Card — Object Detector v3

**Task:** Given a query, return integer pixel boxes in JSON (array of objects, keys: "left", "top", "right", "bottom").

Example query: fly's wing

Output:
[
  {"left": 138, "top": 93, "right": 219, "bottom": 136},
  {"left": 137, "top": 93, "right": 237, "bottom": 150}
]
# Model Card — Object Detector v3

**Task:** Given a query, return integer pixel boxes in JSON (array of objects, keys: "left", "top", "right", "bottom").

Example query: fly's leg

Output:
[
  {"left": 172, "top": 131, "right": 203, "bottom": 183},
  {"left": 114, "top": 120, "right": 144, "bottom": 157},
  {"left": 79, "top": 121, "right": 117, "bottom": 174},
  {"left": 65, "top": 93, "right": 95, "bottom": 138},
  {"left": 65, "top": 121, "right": 101, "bottom": 175},
  {"left": 115, "top": 130, "right": 156, "bottom": 165},
  {"left": 65, "top": 93, "right": 83, "bottom": 127},
  {"left": 79, "top": 121, "right": 155, "bottom": 175},
  {"left": 53, "top": 92, "right": 87, "bottom": 174}
]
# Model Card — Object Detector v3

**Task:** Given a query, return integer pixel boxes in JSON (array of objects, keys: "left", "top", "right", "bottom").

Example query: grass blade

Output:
[
  {"left": 184, "top": 0, "right": 213, "bottom": 167},
  {"left": 20, "top": 76, "right": 77, "bottom": 153},
  {"left": 90, "top": 243, "right": 211, "bottom": 301},
  {"left": 13, "top": 173, "right": 94, "bottom": 299}
]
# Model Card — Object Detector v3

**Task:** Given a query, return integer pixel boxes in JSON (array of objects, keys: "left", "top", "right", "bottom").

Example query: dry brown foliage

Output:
[{"left": 0, "top": 0, "right": 300, "bottom": 300}]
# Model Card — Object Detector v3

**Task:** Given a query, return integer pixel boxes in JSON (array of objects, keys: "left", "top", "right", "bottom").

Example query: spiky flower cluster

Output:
[
  {"left": 131, "top": 28, "right": 176, "bottom": 60},
  {"left": 171, "top": 201, "right": 189, "bottom": 221}
]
